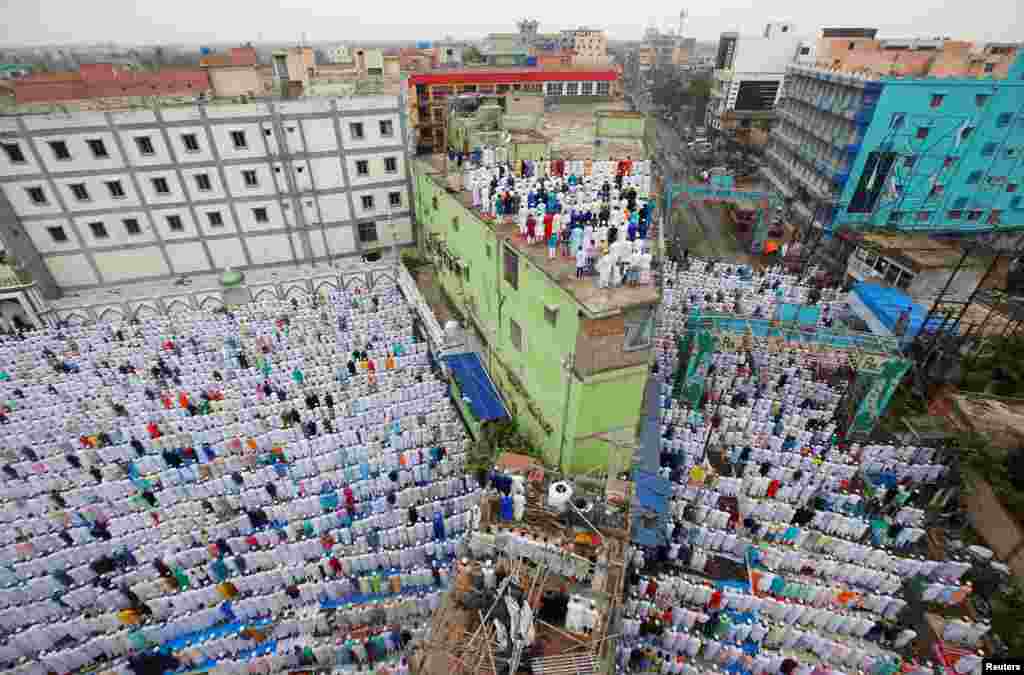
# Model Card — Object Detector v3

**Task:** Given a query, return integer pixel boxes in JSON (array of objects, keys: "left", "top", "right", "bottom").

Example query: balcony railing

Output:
[{"left": 0, "top": 264, "right": 31, "bottom": 289}]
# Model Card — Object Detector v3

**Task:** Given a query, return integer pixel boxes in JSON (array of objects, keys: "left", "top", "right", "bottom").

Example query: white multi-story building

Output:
[
  {"left": 0, "top": 96, "right": 414, "bottom": 299},
  {"left": 705, "top": 22, "right": 812, "bottom": 133}
]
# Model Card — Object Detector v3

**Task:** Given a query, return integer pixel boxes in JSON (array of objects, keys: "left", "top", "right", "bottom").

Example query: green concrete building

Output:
[{"left": 413, "top": 140, "right": 659, "bottom": 474}]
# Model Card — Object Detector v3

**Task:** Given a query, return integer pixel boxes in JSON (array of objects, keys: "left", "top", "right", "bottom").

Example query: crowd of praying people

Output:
[
  {"left": 661, "top": 258, "right": 846, "bottom": 330},
  {"left": 0, "top": 276, "right": 483, "bottom": 675},
  {"left": 612, "top": 260, "right": 987, "bottom": 675},
  {"left": 460, "top": 151, "right": 655, "bottom": 287}
]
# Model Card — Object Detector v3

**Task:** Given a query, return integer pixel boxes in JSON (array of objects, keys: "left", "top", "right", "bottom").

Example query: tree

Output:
[
  {"left": 650, "top": 68, "right": 690, "bottom": 111},
  {"left": 988, "top": 580, "right": 1024, "bottom": 657},
  {"left": 465, "top": 419, "right": 541, "bottom": 482},
  {"left": 687, "top": 78, "right": 712, "bottom": 99},
  {"left": 651, "top": 81, "right": 684, "bottom": 110},
  {"left": 960, "top": 334, "right": 1024, "bottom": 396},
  {"left": 955, "top": 430, "right": 1024, "bottom": 525}
]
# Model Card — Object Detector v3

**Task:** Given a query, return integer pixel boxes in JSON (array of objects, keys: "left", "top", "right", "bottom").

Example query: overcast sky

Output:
[{"left": 1, "top": 0, "right": 1021, "bottom": 46}]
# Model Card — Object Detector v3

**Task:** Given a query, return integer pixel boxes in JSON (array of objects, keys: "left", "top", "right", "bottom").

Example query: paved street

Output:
[
  {"left": 634, "top": 374, "right": 662, "bottom": 475},
  {"left": 650, "top": 117, "right": 751, "bottom": 262}
]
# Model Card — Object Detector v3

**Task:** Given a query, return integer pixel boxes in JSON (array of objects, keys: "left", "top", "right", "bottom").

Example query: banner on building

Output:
[
  {"left": 849, "top": 356, "right": 911, "bottom": 435},
  {"left": 682, "top": 328, "right": 716, "bottom": 407}
]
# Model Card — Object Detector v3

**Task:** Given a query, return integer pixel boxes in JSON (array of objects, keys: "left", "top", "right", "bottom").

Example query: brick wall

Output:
[
  {"left": 15, "top": 67, "right": 210, "bottom": 103},
  {"left": 208, "top": 66, "right": 266, "bottom": 98},
  {"left": 814, "top": 40, "right": 1018, "bottom": 79},
  {"left": 574, "top": 314, "right": 650, "bottom": 375}
]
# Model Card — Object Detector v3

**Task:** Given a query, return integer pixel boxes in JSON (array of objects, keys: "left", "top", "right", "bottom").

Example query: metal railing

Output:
[
  {"left": 0, "top": 264, "right": 31, "bottom": 289},
  {"left": 661, "top": 311, "right": 905, "bottom": 356}
]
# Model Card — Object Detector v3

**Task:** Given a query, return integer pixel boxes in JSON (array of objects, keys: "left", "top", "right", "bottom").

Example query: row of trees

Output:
[
  {"left": 958, "top": 333, "right": 1024, "bottom": 396},
  {"left": 880, "top": 333, "right": 1024, "bottom": 654},
  {"left": 646, "top": 65, "right": 711, "bottom": 128},
  {"left": 650, "top": 69, "right": 710, "bottom": 111}
]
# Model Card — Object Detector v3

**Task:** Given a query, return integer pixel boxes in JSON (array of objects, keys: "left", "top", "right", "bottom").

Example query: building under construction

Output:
[{"left": 411, "top": 454, "right": 633, "bottom": 675}]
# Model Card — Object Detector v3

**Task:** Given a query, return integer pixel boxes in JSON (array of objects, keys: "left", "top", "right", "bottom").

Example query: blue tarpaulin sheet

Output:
[
  {"left": 776, "top": 303, "right": 821, "bottom": 327},
  {"left": 631, "top": 468, "right": 671, "bottom": 547},
  {"left": 853, "top": 282, "right": 948, "bottom": 339},
  {"left": 442, "top": 353, "right": 509, "bottom": 422}
]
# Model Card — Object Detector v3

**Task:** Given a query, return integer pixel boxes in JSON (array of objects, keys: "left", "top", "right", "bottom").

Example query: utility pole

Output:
[
  {"left": 385, "top": 200, "right": 398, "bottom": 266},
  {"left": 442, "top": 96, "right": 453, "bottom": 176},
  {"left": 699, "top": 382, "right": 727, "bottom": 465},
  {"left": 558, "top": 352, "right": 576, "bottom": 473}
]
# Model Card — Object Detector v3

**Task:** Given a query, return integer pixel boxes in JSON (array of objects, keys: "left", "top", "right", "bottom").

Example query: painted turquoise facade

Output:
[
  {"left": 832, "top": 54, "right": 1024, "bottom": 233},
  {"left": 414, "top": 160, "right": 655, "bottom": 475},
  {"left": 767, "top": 54, "right": 1024, "bottom": 239}
]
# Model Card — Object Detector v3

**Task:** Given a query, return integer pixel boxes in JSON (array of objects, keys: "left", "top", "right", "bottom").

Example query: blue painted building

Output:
[{"left": 763, "top": 45, "right": 1024, "bottom": 238}]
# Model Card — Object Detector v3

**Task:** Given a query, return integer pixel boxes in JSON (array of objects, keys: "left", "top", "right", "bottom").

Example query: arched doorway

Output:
[{"left": 0, "top": 298, "right": 32, "bottom": 333}]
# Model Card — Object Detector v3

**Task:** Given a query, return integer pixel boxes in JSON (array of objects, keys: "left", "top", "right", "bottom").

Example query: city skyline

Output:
[{"left": 2, "top": 0, "right": 1021, "bottom": 48}]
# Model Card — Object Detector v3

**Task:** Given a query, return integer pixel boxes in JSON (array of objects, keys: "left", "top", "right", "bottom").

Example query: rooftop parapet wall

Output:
[{"left": 808, "top": 39, "right": 1021, "bottom": 80}]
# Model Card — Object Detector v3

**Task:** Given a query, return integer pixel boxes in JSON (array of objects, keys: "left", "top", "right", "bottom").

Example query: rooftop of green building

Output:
[{"left": 417, "top": 154, "right": 660, "bottom": 317}]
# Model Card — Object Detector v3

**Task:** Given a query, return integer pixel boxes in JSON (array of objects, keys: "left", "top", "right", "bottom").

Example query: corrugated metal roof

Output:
[
  {"left": 630, "top": 468, "right": 671, "bottom": 547},
  {"left": 852, "top": 282, "right": 946, "bottom": 337},
  {"left": 442, "top": 352, "right": 509, "bottom": 422},
  {"left": 531, "top": 653, "right": 600, "bottom": 675}
]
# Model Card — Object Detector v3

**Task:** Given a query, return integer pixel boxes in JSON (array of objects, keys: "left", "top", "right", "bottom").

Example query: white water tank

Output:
[
  {"left": 548, "top": 481, "right": 573, "bottom": 513},
  {"left": 566, "top": 594, "right": 583, "bottom": 632},
  {"left": 444, "top": 320, "right": 461, "bottom": 343}
]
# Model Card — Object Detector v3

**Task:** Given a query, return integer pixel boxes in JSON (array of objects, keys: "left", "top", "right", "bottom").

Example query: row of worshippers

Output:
[
  {"left": 615, "top": 440, "right": 980, "bottom": 673},
  {"left": 661, "top": 259, "right": 846, "bottom": 331},
  {"left": 518, "top": 199, "right": 655, "bottom": 247},
  {"left": 631, "top": 283, "right": 984, "bottom": 672},
  {"left": 457, "top": 155, "right": 652, "bottom": 181},
  {"left": 0, "top": 280, "right": 479, "bottom": 674},
  {"left": 464, "top": 160, "right": 653, "bottom": 239}
]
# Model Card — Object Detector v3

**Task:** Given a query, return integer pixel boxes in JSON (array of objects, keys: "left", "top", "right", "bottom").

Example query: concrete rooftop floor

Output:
[
  {"left": 426, "top": 160, "right": 659, "bottom": 317},
  {"left": 540, "top": 101, "right": 646, "bottom": 160},
  {"left": 489, "top": 213, "right": 660, "bottom": 316}
]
